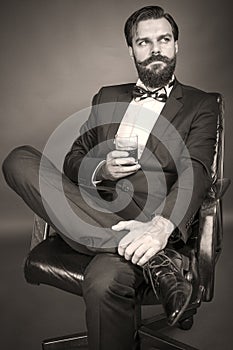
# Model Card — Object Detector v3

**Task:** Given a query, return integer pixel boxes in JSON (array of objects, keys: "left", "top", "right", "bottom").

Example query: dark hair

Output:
[{"left": 124, "top": 6, "right": 179, "bottom": 47}]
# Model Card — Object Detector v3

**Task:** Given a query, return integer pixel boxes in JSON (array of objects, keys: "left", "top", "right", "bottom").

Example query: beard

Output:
[{"left": 134, "top": 53, "right": 176, "bottom": 89}]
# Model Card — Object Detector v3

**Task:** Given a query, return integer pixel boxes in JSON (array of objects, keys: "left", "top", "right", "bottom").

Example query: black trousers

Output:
[{"left": 2, "top": 145, "right": 148, "bottom": 350}]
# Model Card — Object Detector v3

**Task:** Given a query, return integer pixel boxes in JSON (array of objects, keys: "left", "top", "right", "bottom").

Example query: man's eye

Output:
[
  {"left": 138, "top": 41, "right": 148, "bottom": 46},
  {"left": 161, "top": 37, "right": 171, "bottom": 43}
]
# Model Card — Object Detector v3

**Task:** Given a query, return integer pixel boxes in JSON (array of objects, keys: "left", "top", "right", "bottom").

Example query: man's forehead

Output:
[{"left": 133, "top": 18, "right": 174, "bottom": 39}]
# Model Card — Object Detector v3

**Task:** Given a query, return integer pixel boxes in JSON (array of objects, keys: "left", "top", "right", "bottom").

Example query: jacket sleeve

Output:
[
  {"left": 63, "top": 89, "right": 106, "bottom": 185},
  {"left": 160, "top": 94, "right": 219, "bottom": 243}
]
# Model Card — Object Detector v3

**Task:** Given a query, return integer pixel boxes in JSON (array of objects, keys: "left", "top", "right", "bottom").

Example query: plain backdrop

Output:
[
  {"left": 0, "top": 1, "right": 233, "bottom": 350},
  {"left": 1, "top": 0, "right": 233, "bottom": 234}
]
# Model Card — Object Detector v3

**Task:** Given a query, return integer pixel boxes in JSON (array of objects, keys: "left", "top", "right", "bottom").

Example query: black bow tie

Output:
[{"left": 132, "top": 86, "right": 168, "bottom": 102}]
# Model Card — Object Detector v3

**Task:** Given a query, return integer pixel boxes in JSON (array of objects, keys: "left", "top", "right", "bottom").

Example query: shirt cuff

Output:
[{"left": 91, "top": 160, "right": 106, "bottom": 186}]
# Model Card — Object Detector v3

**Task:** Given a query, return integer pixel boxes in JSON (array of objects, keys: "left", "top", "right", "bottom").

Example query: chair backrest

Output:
[{"left": 197, "top": 93, "right": 230, "bottom": 302}]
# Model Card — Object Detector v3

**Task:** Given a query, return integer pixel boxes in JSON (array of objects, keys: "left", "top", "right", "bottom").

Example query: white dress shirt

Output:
[{"left": 116, "top": 79, "right": 174, "bottom": 159}]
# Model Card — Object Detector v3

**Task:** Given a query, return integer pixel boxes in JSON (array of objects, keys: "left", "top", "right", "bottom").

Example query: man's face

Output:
[{"left": 129, "top": 18, "right": 178, "bottom": 89}]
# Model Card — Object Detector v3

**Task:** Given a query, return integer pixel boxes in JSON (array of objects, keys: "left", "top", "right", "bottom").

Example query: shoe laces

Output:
[{"left": 142, "top": 251, "right": 180, "bottom": 299}]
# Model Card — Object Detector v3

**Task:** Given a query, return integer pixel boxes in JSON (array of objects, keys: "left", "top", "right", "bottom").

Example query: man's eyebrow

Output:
[
  {"left": 158, "top": 33, "right": 173, "bottom": 40},
  {"left": 135, "top": 33, "right": 173, "bottom": 43},
  {"left": 135, "top": 36, "right": 150, "bottom": 43}
]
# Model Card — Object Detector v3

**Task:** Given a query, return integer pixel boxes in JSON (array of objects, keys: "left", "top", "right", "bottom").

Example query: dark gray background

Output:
[
  {"left": 0, "top": 1, "right": 232, "bottom": 349},
  {"left": 1, "top": 0, "right": 232, "bottom": 232}
]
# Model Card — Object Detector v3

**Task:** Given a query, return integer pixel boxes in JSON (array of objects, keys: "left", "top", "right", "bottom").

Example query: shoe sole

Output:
[{"left": 167, "top": 285, "right": 193, "bottom": 327}]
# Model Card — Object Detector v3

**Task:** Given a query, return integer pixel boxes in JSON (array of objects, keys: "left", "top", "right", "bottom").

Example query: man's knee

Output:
[
  {"left": 3, "top": 145, "right": 34, "bottom": 174},
  {"left": 2, "top": 145, "right": 40, "bottom": 187},
  {"left": 82, "top": 254, "right": 138, "bottom": 302},
  {"left": 83, "top": 274, "right": 112, "bottom": 302}
]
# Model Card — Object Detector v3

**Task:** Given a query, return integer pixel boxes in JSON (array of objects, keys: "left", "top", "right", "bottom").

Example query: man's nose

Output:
[{"left": 151, "top": 41, "right": 161, "bottom": 55}]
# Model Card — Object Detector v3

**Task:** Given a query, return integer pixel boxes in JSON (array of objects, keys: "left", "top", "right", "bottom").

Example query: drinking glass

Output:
[{"left": 114, "top": 135, "right": 138, "bottom": 163}]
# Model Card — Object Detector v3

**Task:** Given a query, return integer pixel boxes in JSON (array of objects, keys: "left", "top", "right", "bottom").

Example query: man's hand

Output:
[
  {"left": 112, "top": 217, "right": 174, "bottom": 266},
  {"left": 99, "top": 150, "right": 141, "bottom": 181}
]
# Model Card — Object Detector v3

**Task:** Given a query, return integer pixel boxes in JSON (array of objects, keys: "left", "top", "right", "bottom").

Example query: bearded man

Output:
[{"left": 2, "top": 5, "right": 218, "bottom": 350}]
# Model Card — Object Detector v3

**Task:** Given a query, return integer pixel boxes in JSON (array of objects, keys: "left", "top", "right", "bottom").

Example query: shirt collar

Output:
[{"left": 136, "top": 75, "right": 175, "bottom": 97}]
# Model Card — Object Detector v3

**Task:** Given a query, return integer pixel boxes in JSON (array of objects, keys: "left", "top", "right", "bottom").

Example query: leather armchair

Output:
[{"left": 24, "top": 93, "right": 230, "bottom": 350}]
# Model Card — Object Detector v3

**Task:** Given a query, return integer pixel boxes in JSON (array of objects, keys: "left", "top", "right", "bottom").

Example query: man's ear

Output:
[
  {"left": 128, "top": 46, "right": 134, "bottom": 59},
  {"left": 175, "top": 41, "right": 178, "bottom": 54}
]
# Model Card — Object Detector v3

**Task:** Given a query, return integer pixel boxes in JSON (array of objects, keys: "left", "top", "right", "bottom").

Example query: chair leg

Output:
[
  {"left": 141, "top": 307, "right": 197, "bottom": 332},
  {"left": 139, "top": 305, "right": 199, "bottom": 349},
  {"left": 42, "top": 332, "right": 88, "bottom": 350}
]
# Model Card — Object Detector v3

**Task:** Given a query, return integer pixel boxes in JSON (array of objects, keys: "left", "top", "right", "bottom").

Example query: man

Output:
[{"left": 2, "top": 5, "right": 218, "bottom": 350}]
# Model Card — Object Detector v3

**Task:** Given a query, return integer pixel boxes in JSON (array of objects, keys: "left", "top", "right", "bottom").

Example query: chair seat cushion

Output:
[
  {"left": 24, "top": 235, "right": 92, "bottom": 296},
  {"left": 24, "top": 234, "right": 158, "bottom": 304}
]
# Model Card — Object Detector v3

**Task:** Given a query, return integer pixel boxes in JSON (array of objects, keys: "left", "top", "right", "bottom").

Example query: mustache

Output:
[{"left": 138, "top": 54, "right": 171, "bottom": 67}]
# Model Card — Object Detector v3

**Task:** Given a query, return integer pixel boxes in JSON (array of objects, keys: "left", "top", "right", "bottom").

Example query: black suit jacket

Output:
[{"left": 64, "top": 80, "right": 219, "bottom": 243}]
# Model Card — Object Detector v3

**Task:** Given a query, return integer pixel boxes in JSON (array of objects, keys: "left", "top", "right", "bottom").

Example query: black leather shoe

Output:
[{"left": 143, "top": 249, "right": 192, "bottom": 326}]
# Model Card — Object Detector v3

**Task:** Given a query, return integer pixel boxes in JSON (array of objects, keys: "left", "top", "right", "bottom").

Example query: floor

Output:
[{"left": 1, "top": 222, "right": 233, "bottom": 350}]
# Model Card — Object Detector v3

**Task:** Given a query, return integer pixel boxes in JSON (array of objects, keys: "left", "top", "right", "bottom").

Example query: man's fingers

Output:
[
  {"left": 123, "top": 232, "right": 160, "bottom": 264},
  {"left": 109, "top": 150, "right": 129, "bottom": 159},
  {"left": 104, "top": 151, "right": 141, "bottom": 181},
  {"left": 136, "top": 247, "right": 157, "bottom": 266},
  {"left": 123, "top": 239, "right": 144, "bottom": 261},
  {"left": 113, "top": 163, "right": 140, "bottom": 173},
  {"left": 112, "top": 220, "right": 134, "bottom": 231},
  {"left": 113, "top": 157, "right": 137, "bottom": 166},
  {"left": 105, "top": 159, "right": 140, "bottom": 180},
  {"left": 130, "top": 242, "right": 150, "bottom": 264},
  {"left": 117, "top": 227, "right": 140, "bottom": 256}
]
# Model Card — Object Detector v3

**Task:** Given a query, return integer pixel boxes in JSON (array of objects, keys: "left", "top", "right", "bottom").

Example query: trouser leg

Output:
[
  {"left": 2, "top": 145, "right": 129, "bottom": 254},
  {"left": 82, "top": 253, "right": 145, "bottom": 350},
  {"left": 2, "top": 145, "right": 149, "bottom": 349}
]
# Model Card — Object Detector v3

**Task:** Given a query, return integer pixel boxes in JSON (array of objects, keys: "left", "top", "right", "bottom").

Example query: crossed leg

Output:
[
  {"left": 2, "top": 145, "right": 132, "bottom": 254},
  {"left": 2, "top": 145, "right": 149, "bottom": 349}
]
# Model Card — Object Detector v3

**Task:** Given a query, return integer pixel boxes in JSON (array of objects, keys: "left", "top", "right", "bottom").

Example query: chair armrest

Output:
[
  {"left": 197, "top": 177, "right": 230, "bottom": 302},
  {"left": 197, "top": 198, "right": 219, "bottom": 302},
  {"left": 210, "top": 178, "right": 231, "bottom": 200}
]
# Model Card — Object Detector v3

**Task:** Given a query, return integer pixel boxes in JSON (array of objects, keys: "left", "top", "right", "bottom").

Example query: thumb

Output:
[{"left": 112, "top": 220, "right": 134, "bottom": 231}]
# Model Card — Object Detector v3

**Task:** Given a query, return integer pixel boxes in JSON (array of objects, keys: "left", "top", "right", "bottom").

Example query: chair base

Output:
[
  {"left": 42, "top": 327, "right": 197, "bottom": 350},
  {"left": 139, "top": 327, "right": 198, "bottom": 350},
  {"left": 42, "top": 309, "right": 198, "bottom": 350},
  {"left": 42, "top": 332, "right": 88, "bottom": 350},
  {"left": 139, "top": 306, "right": 198, "bottom": 350}
]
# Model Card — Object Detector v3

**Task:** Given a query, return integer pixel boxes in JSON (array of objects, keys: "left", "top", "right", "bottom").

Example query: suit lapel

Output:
[
  {"left": 159, "top": 81, "right": 183, "bottom": 125},
  {"left": 106, "top": 85, "right": 134, "bottom": 140},
  {"left": 140, "top": 81, "right": 184, "bottom": 164}
]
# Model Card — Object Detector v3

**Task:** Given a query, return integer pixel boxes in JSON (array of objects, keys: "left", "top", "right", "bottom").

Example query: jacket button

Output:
[{"left": 122, "top": 185, "right": 130, "bottom": 192}]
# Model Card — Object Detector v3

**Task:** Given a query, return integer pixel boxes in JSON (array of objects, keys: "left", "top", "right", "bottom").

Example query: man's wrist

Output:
[{"left": 151, "top": 215, "right": 175, "bottom": 235}]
